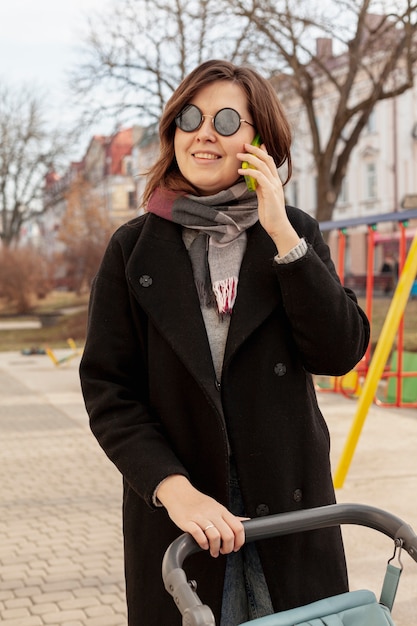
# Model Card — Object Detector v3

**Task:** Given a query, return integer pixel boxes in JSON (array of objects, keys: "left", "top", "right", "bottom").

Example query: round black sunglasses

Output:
[{"left": 175, "top": 104, "right": 254, "bottom": 137}]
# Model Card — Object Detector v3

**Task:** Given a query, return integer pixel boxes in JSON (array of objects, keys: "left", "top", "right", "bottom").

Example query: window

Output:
[
  {"left": 366, "top": 109, "right": 376, "bottom": 134},
  {"left": 128, "top": 191, "right": 136, "bottom": 209},
  {"left": 312, "top": 176, "right": 318, "bottom": 213},
  {"left": 123, "top": 157, "right": 133, "bottom": 176},
  {"left": 338, "top": 177, "right": 348, "bottom": 204},
  {"left": 365, "top": 163, "right": 377, "bottom": 200}
]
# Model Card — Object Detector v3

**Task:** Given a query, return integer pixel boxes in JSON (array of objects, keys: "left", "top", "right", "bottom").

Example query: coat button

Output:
[
  {"left": 274, "top": 362, "right": 287, "bottom": 376},
  {"left": 255, "top": 504, "right": 270, "bottom": 517},
  {"left": 139, "top": 275, "right": 153, "bottom": 287},
  {"left": 215, "top": 379, "right": 221, "bottom": 391},
  {"left": 293, "top": 489, "right": 303, "bottom": 503}
]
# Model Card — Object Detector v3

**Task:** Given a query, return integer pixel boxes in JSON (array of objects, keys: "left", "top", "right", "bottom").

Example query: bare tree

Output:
[
  {"left": 226, "top": 0, "right": 417, "bottom": 223},
  {"left": 71, "top": 0, "right": 417, "bottom": 224},
  {"left": 57, "top": 174, "right": 114, "bottom": 293},
  {"left": 70, "top": 0, "right": 254, "bottom": 128},
  {"left": 0, "top": 82, "right": 70, "bottom": 246}
]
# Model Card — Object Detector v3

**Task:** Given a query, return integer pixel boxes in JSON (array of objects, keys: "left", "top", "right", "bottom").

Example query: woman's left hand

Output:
[{"left": 237, "top": 143, "right": 301, "bottom": 256}]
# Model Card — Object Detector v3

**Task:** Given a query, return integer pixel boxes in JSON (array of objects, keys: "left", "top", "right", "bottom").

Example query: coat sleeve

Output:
[
  {"left": 79, "top": 230, "right": 190, "bottom": 509},
  {"left": 274, "top": 210, "right": 370, "bottom": 375}
]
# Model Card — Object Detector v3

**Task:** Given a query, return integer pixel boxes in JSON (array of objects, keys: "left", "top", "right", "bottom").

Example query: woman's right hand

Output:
[{"left": 156, "top": 474, "right": 247, "bottom": 557}]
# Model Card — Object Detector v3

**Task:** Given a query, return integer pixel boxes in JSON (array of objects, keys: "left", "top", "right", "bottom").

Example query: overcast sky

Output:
[
  {"left": 0, "top": 0, "right": 109, "bottom": 151},
  {"left": 0, "top": 0, "right": 106, "bottom": 82}
]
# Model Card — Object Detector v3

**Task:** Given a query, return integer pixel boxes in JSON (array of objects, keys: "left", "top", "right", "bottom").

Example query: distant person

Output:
[
  {"left": 79, "top": 59, "right": 370, "bottom": 625},
  {"left": 381, "top": 254, "right": 395, "bottom": 293}
]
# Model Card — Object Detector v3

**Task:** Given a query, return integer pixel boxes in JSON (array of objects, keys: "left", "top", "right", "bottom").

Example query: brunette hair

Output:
[{"left": 142, "top": 59, "right": 292, "bottom": 206}]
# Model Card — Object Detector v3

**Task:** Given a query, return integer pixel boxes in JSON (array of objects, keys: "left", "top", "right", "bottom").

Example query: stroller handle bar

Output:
[{"left": 162, "top": 503, "right": 417, "bottom": 625}]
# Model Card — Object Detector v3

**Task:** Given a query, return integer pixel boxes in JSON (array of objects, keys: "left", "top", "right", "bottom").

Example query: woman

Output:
[{"left": 79, "top": 60, "right": 370, "bottom": 625}]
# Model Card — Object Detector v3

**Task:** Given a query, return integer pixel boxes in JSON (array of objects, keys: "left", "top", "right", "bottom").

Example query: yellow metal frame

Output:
[
  {"left": 334, "top": 230, "right": 417, "bottom": 489},
  {"left": 45, "top": 338, "right": 82, "bottom": 367}
]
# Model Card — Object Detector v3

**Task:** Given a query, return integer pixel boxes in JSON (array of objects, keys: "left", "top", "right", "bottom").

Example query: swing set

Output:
[
  {"left": 317, "top": 209, "right": 417, "bottom": 408},
  {"left": 315, "top": 209, "right": 417, "bottom": 488}
]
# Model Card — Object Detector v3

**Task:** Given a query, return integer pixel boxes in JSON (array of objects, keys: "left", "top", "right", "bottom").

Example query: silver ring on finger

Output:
[{"left": 204, "top": 524, "right": 215, "bottom": 532}]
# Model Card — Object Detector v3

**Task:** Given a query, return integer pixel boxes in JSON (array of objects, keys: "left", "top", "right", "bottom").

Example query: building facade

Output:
[
  {"left": 39, "top": 126, "right": 146, "bottom": 260},
  {"left": 40, "top": 38, "right": 417, "bottom": 280},
  {"left": 281, "top": 40, "right": 417, "bottom": 277}
]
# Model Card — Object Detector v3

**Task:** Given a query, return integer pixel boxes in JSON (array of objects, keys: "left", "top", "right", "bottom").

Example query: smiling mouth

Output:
[{"left": 193, "top": 152, "right": 220, "bottom": 160}]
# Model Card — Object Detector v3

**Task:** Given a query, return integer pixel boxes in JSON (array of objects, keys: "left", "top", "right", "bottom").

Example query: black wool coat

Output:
[{"left": 79, "top": 207, "right": 370, "bottom": 625}]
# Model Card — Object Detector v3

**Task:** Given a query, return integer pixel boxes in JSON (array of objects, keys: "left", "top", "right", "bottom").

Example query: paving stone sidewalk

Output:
[
  {"left": 0, "top": 352, "right": 126, "bottom": 626},
  {"left": 0, "top": 350, "right": 416, "bottom": 625}
]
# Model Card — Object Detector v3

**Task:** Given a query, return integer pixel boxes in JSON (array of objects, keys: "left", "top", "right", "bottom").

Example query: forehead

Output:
[{"left": 190, "top": 81, "right": 249, "bottom": 114}]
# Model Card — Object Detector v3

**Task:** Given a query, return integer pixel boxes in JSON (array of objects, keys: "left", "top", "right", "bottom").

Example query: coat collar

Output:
[{"left": 126, "top": 215, "right": 280, "bottom": 406}]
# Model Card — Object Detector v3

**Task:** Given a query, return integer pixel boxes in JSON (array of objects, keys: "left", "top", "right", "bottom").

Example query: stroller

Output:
[{"left": 162, "top": 503, "right": 417, "bottom": 625}]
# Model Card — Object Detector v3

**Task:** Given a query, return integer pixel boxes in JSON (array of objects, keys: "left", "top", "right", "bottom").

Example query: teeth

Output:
[{"left": 194, "top": 153, "right": 219, "bottom": 159}]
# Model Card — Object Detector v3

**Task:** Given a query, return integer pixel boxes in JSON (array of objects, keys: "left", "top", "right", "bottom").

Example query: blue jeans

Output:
[{"left": 220, "top": 463, "right": 274, "bottom": 625}]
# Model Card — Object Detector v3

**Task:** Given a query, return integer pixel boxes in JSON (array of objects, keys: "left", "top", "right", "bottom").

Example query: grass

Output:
[
  {"left": 0, "top": 290, "right": 90, "bottom": 315},
  {"left": 358, "top": 296, "right": 417, "bottom": 353},
  {"left": 0, "top": 291, "right": 89, "bottom": 353},
  {"left": 1, "top": 291, "right": 417, "bottom": 354}
]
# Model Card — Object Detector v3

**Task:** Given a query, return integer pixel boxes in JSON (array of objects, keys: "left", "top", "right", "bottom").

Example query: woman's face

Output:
[{"left": 174, "top": 81, "right": 256, "bottom": 196}]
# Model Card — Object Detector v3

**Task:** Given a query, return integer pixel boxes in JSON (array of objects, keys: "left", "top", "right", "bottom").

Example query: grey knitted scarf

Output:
[{"left": 147, "top": 182, "right": 259, "bottom": 314}]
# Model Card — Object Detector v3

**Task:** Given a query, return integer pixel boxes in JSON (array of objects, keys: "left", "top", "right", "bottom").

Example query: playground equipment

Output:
[
  {"left": 333, "top": 227, "right": 417, "bottom": 488},
  {"left": 318, "top": 209, "right": 417, "bottom": 408},
  {"left": 45, "top": 338, "right": 82, "bottom": 366}
]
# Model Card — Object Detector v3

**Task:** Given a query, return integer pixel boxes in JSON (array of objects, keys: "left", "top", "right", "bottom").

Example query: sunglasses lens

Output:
[
  {"left": 214, "top": 109, "right": 241, "bottom": 136},
  {"left": 175, "top": 106, "right": 243, "bottom": 136},
  {"left": 175, "top": 105, "right": 202, "bottom": 132}
]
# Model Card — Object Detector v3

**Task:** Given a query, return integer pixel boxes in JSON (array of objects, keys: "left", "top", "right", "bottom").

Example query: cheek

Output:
[
  {"left": 173, "top": 133, "right": 181, "bottom": 158},
  {"left": 174, "top": 134, "right": 187, "bottom": 170},
  {"left": 228, "top": 140, "right": 246, "bottom": 166}
]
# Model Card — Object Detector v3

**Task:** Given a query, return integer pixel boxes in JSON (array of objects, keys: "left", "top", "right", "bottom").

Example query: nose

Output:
[{"left": 196, "top": 115, "right": 216, "bottom": 141}]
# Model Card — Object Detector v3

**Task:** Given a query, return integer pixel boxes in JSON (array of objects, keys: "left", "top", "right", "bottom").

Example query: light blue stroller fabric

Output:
[{"left": 239, "top": 589, "right": 395, "bottom": 625}]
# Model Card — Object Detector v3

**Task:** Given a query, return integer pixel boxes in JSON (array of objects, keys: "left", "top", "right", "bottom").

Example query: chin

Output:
[{"left": 196, "top": 186, "right": 224, "bottom": 196}]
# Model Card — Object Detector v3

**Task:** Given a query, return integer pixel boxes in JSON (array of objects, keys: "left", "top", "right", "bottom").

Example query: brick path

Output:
[
  {"left": 0, "top": 353, "right": 126, "bottom": 626},
  {"left": 0, "top": 350, "right": 416, "bottom": 625}
]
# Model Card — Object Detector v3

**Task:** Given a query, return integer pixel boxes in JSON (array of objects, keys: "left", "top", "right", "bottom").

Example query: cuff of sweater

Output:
[
  {"left": 274, "top": 238, "right": 308, "bottom": 264},
  {"left": 152, "top": 477, "right": 169, "bottom": 508}
]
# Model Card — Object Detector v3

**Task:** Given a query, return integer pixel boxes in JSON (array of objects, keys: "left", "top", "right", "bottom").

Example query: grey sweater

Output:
[{"left": 182, "top": 227, "right": 307, "bottom": 380}]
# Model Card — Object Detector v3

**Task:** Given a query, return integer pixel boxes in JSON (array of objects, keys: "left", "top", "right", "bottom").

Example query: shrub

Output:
[{"left": 0, "top": 246, "right": 54, "bottom": 314}]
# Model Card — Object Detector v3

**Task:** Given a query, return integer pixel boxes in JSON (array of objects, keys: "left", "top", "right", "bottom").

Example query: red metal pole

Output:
[
  {"left": 333, "top": 228, "right": 347, "bottom": 393},
  {"left": 395, "top": 222, "right": 407, "bottom": 406},
  {"left": 365, "top": 225, "right": 376, "bottom": 367},
  {"left": 337, "top": 229, "right": 346, "bottom": 285}
]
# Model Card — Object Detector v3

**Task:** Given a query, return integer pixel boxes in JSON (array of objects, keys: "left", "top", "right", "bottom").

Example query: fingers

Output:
[
  {"left": 158, "top": 478, "right": 247, "bottom": 558},
  {"left": 238, "top": 143, "right": 275, "bottom": 171},
  {"left": 237, "top": 144, "right": 279, "bottom": 190},
  {"left": 188, "top": 513, "right": 247, "bottom": 558}
]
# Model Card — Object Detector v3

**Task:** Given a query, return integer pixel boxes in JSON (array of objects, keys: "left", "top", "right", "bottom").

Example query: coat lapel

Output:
[
  {"left": 224, "top": 222, "right": 281, "bottom": 368},
  {"left": 126, "top": 215, "right": 222, "bottom": 410},
  {"left": 126, "top": 216, "right": 280, "bottom": 402}
]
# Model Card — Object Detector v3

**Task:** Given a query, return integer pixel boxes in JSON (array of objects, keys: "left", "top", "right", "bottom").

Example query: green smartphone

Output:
[{"left": 242, "top": 133, "right": 262, "bottom": 191}]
